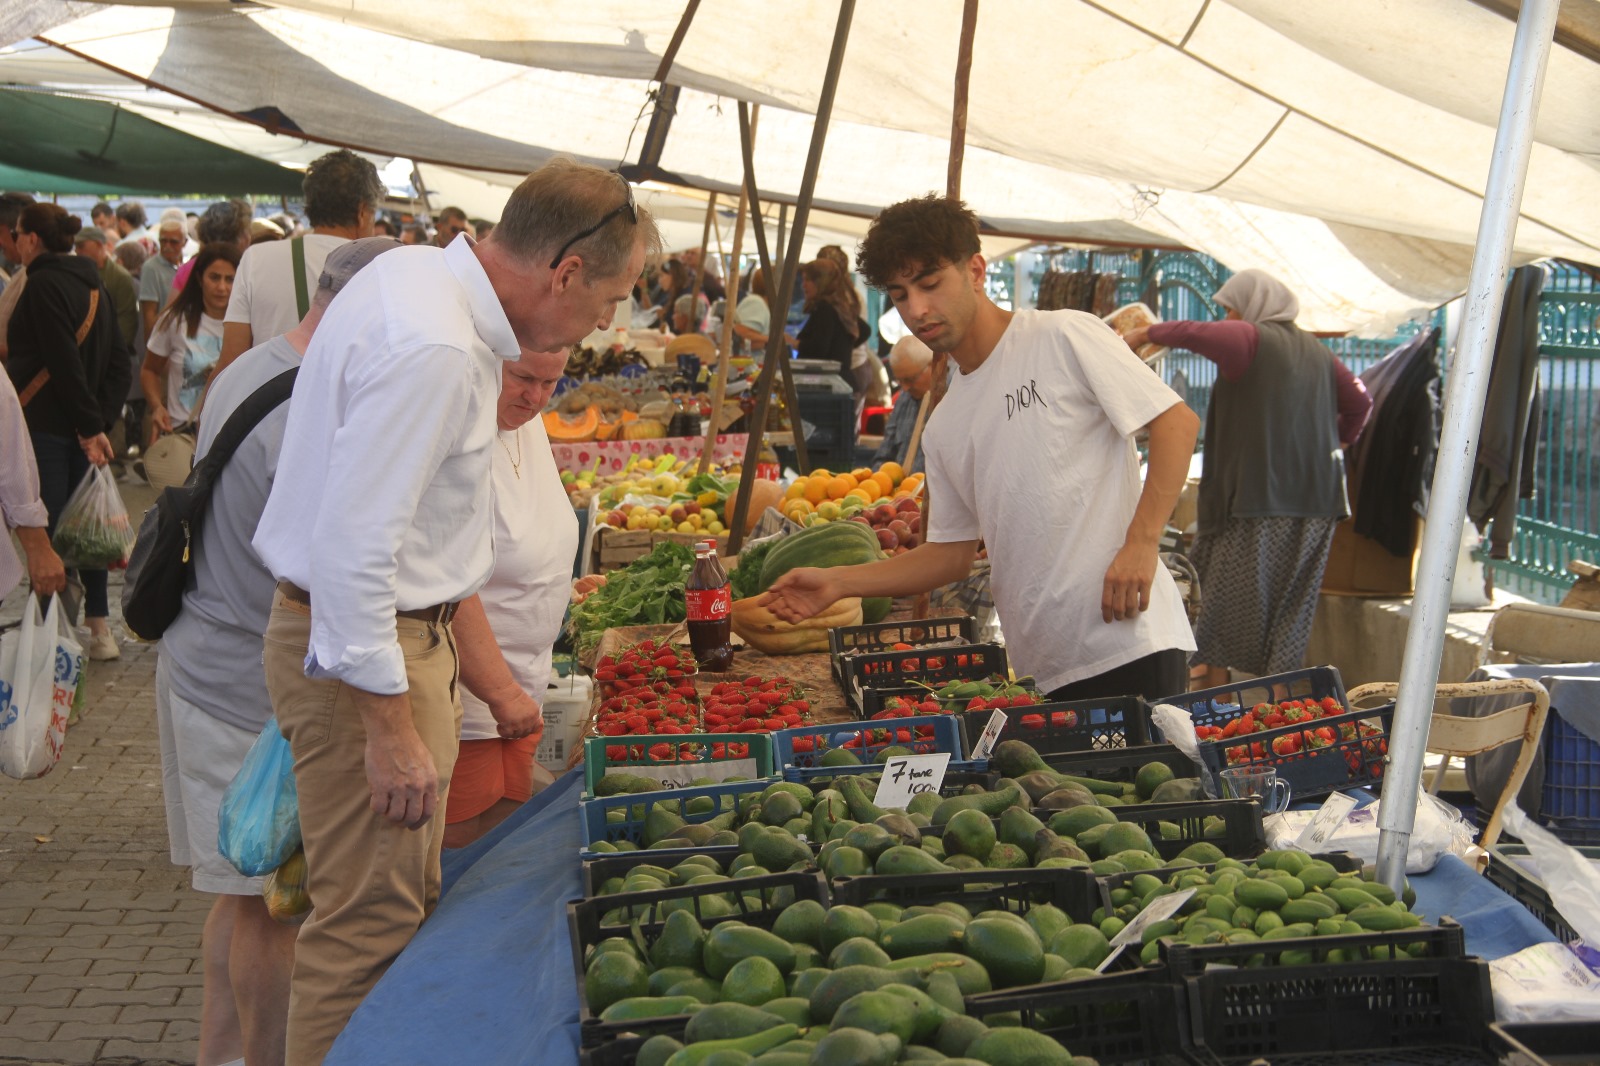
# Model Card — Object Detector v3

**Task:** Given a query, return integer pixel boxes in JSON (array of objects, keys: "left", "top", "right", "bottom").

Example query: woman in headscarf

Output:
[{"left": 1122, "top": 269, "right": 1373, "bottom": 688}]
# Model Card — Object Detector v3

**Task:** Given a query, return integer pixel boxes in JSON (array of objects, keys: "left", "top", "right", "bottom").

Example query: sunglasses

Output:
[{"left": 548, "top": 176, "right": 636, "bottom": 270}]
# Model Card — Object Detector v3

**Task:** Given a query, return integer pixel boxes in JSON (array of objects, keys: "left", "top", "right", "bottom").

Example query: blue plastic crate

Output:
[
  {"left": 1154, "top": 666, "right": 1393, "bottom": 801},
  {"left": 577, "top": 777, "right": 774, "bottom": 849},
  {"left": 771, "top": 715, "right": 967, "bottom": 778},
  {"left": 1539, "top": 709, "right": 1600, "bottom": 828}
]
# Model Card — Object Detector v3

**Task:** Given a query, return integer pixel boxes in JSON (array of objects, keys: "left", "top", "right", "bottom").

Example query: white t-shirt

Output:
[
  {"left": 147, "top": 311, "right": 224, "bottom": 423},
  {"left": 922, "top": 309, "right": 1195, "bottom": 691},
  {"left": 459, "top": 417, "right": 581, "bottom": 740},
  {"left": 224, "top": 234, "right": 348, "bottom": 343}
]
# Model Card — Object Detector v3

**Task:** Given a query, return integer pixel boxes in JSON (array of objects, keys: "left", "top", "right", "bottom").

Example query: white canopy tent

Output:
[{"left": 1, "top": 0, "right": 1596, "bottom": 332}]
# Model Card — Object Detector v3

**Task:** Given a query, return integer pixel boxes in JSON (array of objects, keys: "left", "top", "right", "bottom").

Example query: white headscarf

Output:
[{"left": 1213, "top": 269, "right": 1299, "bottom": 324}]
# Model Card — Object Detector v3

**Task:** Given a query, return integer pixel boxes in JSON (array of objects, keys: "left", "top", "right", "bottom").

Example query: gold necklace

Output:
[{"left": 497, "top": 430, "right": 522, "bottom": 479}]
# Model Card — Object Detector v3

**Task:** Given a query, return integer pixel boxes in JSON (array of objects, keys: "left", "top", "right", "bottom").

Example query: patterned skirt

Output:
[{"left": 1189, "top": 516, "right": 1340, "bottom": 676}]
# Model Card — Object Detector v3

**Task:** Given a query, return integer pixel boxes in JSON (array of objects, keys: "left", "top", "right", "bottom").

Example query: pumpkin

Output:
[
  {"left": 727, "top": 478, "right": 784, "bottom": 533},
  {"left": 620, "top": 419, "right": 668, "bottom": 440},
  {"left": 543, "top": 407, "right": 600, "bottom": 442}
]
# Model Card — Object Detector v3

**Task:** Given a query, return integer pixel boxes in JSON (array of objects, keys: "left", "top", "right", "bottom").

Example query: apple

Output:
[
  {"left": 888, "top": 519, "right": 912, "bottom": 540},
  {"left": 668, "top": 505, "right": 687, "bottom": 523},
  {"left": 872, "top": 504, "right": 897, "bottom": 525},
  {"left": 605, "top": 511, "right": 625, "bottom": 528},
  {"left": 683, "top": 501, "right": 701, "bottom": 516},
  {"left": 894, "top": 497, "right": 920, "bottom": 514},
  {"left": 850, "top": 514, "right": 872, "bottom": 526},
  {"left": 876, "top": 528, "right": 899, "bottom": 551},
  {"left": 902, "top": 533, "right": 919, "bottom": 549},
  {"left": 908, "top": 514, "right": 922, "bottom": 534}
]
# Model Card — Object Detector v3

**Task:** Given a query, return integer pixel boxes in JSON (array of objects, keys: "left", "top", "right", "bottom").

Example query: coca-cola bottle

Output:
[{"left": 686, "top": 539, "right": 734, "bottom": 672}]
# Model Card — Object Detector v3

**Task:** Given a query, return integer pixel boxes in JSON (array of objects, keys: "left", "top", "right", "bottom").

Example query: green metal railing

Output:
[{"left": 998, "top": 249, "right": 1598, "bottom": 604}]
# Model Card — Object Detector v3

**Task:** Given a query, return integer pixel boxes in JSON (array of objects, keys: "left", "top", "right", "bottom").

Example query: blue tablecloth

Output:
[{"left": 330, "top": 779, "right": 1557, "bottom": 1064}]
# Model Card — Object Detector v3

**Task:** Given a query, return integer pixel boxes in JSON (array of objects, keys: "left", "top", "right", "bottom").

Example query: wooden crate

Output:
[{"left": 591, "top": 527, "right": 729, "bottom": 572}]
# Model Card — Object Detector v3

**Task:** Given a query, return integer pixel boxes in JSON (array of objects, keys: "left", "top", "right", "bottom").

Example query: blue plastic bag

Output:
[{"left": 217, "top": 717, "right": 301, "bottom": 877}]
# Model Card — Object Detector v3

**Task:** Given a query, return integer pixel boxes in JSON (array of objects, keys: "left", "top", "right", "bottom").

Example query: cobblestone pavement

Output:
[{"left": 1, "top": 477, "right": 202, "bottom": 1065}]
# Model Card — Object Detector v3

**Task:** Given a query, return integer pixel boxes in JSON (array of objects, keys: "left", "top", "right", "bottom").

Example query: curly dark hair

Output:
[
  {"left": 20, "top": 203, "right": 82, "bottom": 254},
  {"left": 302, "top": 149, "right": 383, "bottom": 229},
  {"left": 198, "top": 199, "right": 252, "bottom": 246},
  {"left": 856, "top": 195, "right": 981, "bottom": 290}
]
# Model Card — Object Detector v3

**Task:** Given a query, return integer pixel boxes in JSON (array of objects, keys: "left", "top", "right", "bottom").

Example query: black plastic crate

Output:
[
  {"left": 567, "top": 870, "right": 827, "bottom": 1044},
  {"left": 1484, "top": 842, "right": 1599, "bottom": 944},
  {"left": 1092, "top": 851, "right": 1363, "bottom": 917},
  {"left": 829, "top": 867, "right": 1097, "bottom": 919},
  {"left": 1154, "top": 666, "right": 1393, "bottom": 802},
  {"left": 961, "top": 695, "right": 1155, "bottom": 756},
  {"left": 962, "top": 966, "right": 1189, "bottom": 1065},
  {"left": 1162, "top": 918, "right": 1468, "bottom": 975},
  {"left": 1490, "top": 1021, "right": 1600, "bottom": 1065},
  {"left": 1067, "top": 798, "right": 1267, "bottom": 864},
  {"left": 828, "top": 614, "right": 976, "bottom": 689},
  {"left": 1175, "top": 917, "right": 1492, "bottom": 1065},
  {"left": 580, "top": 844, "right": 742, "bottom": 898},
  {"left": 1032, "top": 743, "right": 1197, "bottom": 786},
  {"left": 859, "top": 674, "right": 1039, "bottom": 721},
  {"left": 841, "top": 641, "right": 1009, "bottom": 714}
]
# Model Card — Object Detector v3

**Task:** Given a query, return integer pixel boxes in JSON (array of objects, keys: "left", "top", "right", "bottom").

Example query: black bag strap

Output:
[
  {"left": 290, "top": 236, "right": 310, "bottom": 319},
  {"left": 186, "top": 367, "right": 299, "bottom": 503}
]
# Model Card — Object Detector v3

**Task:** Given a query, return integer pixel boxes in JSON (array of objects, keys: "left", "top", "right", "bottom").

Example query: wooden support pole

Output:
[
  {"left": 700, "top": 109, "right": 758, "bottom": 475},
  {"left": 726, "top": 0, "right": 857, "bottom": 553}
]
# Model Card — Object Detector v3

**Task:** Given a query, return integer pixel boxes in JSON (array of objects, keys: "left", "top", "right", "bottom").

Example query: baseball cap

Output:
[
  {"left": 317, "top": 236, "right": 405, "bottom": 295},
  {"left": 74, "top": 229, "right": 107, "bottom": 247}
]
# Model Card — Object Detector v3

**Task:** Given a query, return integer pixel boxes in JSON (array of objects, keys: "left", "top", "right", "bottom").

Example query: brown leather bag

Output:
[{"left": 17, "top": 287, "right": 100, "bottom": 407}]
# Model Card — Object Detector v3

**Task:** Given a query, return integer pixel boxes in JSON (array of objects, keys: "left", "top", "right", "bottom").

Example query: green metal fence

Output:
[{"left": 998, "top": 249, "right": 1599, "bottom": 604}]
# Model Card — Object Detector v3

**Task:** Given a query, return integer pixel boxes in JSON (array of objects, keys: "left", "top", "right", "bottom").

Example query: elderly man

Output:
[
  {"left": 873, "top": 335, "right": 937, "bottom": 475},
  {"left": 216, "top": 149, "right": 382, "bottom": 376},
  {"left": 253, "top": 158, "right": 657, "bottom": 1063},
  {"left": 139, "top": 217, "right": 186, "bottom": 343},
  {"left": 74, "top": 229, "right": 139, "bottom": 347}
]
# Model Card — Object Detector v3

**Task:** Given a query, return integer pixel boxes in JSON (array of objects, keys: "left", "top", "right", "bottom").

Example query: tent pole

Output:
[
  {"left": 700, "top": 109, "right": 758, "bottom": 476},
  {"left": 726, "top": 0, "right": 857, "bottom": 552},
  {"left": 775, "top": 203, "right": 788, "bottom": 270},
  {"left": 1374, "top": 0, "right": 1557, "bottom": 895},
  {"left": 913, "top": 0, "right": 980, "bottom": 615}
]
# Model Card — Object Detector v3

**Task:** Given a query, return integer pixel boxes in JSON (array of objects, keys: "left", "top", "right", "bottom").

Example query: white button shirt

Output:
[{"left": 253, "top": 236, "right": 519, "bottom": 695}]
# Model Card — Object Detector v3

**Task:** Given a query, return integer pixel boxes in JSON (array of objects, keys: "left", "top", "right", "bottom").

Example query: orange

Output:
[
  {"left": 850, "top": 467, "right": 874, "bottom": 482},
  {"left": 784, "top": 480, "right": 807, "bottom": 501},
  {"left": 846, "top": 487, "right": 876, "bottom": 505},
  {"left": 878, "top": 461, "right": 905, "bottom": 485},
  {"left": 803, "top": 475, "right": 830, "bottom": 505},
  {"left": 786, "top": 498, "right": 814, "bottom": 517},
  {"left": 810, "top": 468, "right": 833, "bottom": 479},
  {"left": 826, "top": 474, "right": 858, "bottom": 500},
  {"left": 867, "top": 473, "right": 895, "bottom": 499}
]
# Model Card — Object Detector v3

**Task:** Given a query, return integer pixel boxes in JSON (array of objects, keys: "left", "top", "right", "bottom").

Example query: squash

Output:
[
  {"left": 593, "top": 410, "right": 639, "bottom": 441},
  {"left": 731, "top": 596, "right": 863, "bottom": 654},
  {"left": 727, "top": 478, "right": 784, "bottom": 534},
  {"left": 543, "top": 406, "right": 600, "bottom": 442},
  {"left": 621, "top": 419, "right": 668, "bottom": 440},
  {"left": 757, "top": 521, "right": 892, "bottom": 623}
]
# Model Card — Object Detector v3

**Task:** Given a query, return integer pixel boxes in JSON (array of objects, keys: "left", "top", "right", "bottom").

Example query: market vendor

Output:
[
  {"left": 444, "top": 346, "right": 578, "bottom": 848},
  {"left": 1121, "top": 270, "right": 1372, "bottom": 690},
  {"left": 762, "top": 195, "right": 1199, "bottom": 702}
]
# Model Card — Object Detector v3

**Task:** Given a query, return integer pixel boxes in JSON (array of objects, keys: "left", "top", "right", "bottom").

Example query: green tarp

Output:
[{"left": 0, "top": 89, "right": 304, "bottom": 196}]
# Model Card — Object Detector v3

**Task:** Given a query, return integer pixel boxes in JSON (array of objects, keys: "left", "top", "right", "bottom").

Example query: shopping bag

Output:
[
  {"left": 263, "top": 847, "right": 311, "bottom": 925},
  {"left": 0, "top": 594, "right": 84, "bottom": 779},
  {"left": 51, "top": 464, "right": 136, "bottom": 569},
  {"left": 217, "top": 717, "right": 302, "bottom": 877}
]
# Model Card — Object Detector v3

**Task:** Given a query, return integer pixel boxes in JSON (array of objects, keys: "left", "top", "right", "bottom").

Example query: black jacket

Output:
[{"left": 6, "top": 253, "right": 132, "bottom": 439}]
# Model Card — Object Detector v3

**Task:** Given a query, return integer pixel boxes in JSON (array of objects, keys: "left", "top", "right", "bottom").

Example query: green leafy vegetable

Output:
[
  {"left": 569, "top": 542, "right": 696, "bottom": 656},
  {"left": 729, "top": 538, "right": 778, "bottom": 601}
]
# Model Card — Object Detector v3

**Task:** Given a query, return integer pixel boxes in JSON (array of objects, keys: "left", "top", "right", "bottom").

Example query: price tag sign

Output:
[
  {"left": 1294, "top": 791, "right": 1358, "bottom": 851},
  {"left": 1095, "top": 885, "right": 1196, "bottom": 975},
  {"left": 969, "top": 710, "right": 1009, "bottom": 761},
  {"left": 872, "top": 753, "right": 951, "bottom": 810}
]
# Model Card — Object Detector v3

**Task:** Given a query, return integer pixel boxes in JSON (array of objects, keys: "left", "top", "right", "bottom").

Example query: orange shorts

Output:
[{"left": 445, "top": 735, "right": 539, "bottom": 823}]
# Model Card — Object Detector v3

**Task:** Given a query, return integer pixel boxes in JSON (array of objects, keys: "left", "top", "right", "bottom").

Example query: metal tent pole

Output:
[{"left": 1374, "top": 0, "right": 1558, "bottom": 894}]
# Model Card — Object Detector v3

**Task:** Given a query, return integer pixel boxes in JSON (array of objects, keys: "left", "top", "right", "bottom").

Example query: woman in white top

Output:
[
  {"left": 443, "top": 346, "right": 580, "bottom": 848},
  {"left": 141, "top": 242, "right": 238, "bottom": 445}
]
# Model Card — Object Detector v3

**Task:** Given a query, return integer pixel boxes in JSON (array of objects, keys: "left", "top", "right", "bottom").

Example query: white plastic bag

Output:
[
  {"left": 1263, "top": 791, "right": 1476, "bottom": 873},
  {"left": 0, "top": 594, "right": 84, "bottom": 779},
  {"left": 51, "top": 464, "right": 136, "bottom": 569},
  {"left": 1502, "top": 804, "right": 1600, "bottom": 947}
]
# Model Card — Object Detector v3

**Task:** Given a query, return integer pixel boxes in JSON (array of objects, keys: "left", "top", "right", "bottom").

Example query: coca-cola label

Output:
[{"left": 686, "top": 587, "right": 731, "bottom": 621}]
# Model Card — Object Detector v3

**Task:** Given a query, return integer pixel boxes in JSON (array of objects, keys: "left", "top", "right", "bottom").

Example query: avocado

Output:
[
  {"left": 684, "top": 1001, "right": 790, "bottom": 1043},
  {"left": 807, "top": 965, "right": 912, "bottom": 1022},
  {"left": 584, "top": 950, "right": 648, "bottom": 1014},
  {"left": 1133, "top": 761, "right": 1177, "bottom": 801},
  {"left": 820, "top": 905, "right": 881, "bottom": 954},
  {"left": 1150, "top": 777, "right": 1205, "bottom": 804},
  {"left": 843, "top": 822, "right": 898, "bottom": 863},
  {"left": 831, "top": 989, "right": 920, "bottom": 1045},
  {"left": 771, "top": 898, "right": 826, "bottom": 950},
  {"left": 701, "top": 922, "right": 797, "bottom": 980},
  {"left": 1048, "top": 923, "right": 1112, "bottom": 969},
  {"left": 1097, "top": 821, "right": 1156, "bottom": 858},
  {"left": 965, "top": 1025, "right": 1075, "bottom": 1064},
  {"left": 880, "top": 911, "right": 965, "bottom": 958},
  {"left": 828, "top": 936, "right": 892, "bottom": 969},
  {"left": 943, "top": 808, "right": 999, "bottom": 858},
  {"left": 821, "top": 746, "right": 864, "bottom": 767},
  {"left": 721, "top": 954, "right": 787, "bottom": 1006},
  {"left": 960, "top": 917, "right": 1045, "bottom": 988},
  {"left": 874, "top": 812, "right": 922, "bottom": 847},
  {"left": 990, "top": 739, "right": 1051, "bottom": 779},
  {"left": 875, "top": 844, "right": 949, "bottom": 876},
  {"left": 1036, "top": 786, "right": 1098, "bottom": 810},
  {"left": 997, "top": 807, "right": 1046, "bottom": 859},
  {"left": 648, "top": 908, "right": 705, "bottom": 971}
]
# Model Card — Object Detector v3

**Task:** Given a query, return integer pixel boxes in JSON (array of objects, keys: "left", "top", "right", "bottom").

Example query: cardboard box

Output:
[
  {"left": 591, "top": 527, "right": 730, "bottom": 573},
  {"left": 1321, "top": 518, "right": 1418, "bottom": 596}
]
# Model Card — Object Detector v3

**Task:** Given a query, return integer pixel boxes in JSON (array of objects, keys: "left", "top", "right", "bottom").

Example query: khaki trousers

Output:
[{"left": 262, "top": 592, "right": 462, "bottom": 1066}]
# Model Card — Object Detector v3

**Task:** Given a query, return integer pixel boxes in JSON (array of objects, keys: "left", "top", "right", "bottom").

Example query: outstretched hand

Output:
[{"left": 758, "top": 567, "right": 843, "bottom": 623}]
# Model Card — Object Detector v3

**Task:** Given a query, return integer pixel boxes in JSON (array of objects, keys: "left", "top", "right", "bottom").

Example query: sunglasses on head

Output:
[{"left": 548, "top": 176, "right": 636, "bottom": 270}]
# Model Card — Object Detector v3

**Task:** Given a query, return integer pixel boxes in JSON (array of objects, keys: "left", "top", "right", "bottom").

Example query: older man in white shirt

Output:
[{"left": 253, "top": 159, "right": 657, "bottom": 1063}]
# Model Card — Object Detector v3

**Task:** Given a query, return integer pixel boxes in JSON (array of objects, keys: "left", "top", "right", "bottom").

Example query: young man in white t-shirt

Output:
[
  {"left": 764, "top": 196, "right": 1200, "bottom": 701},
  {"left": 214, "top": 148, "right": 383, "bottom": 377}
]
